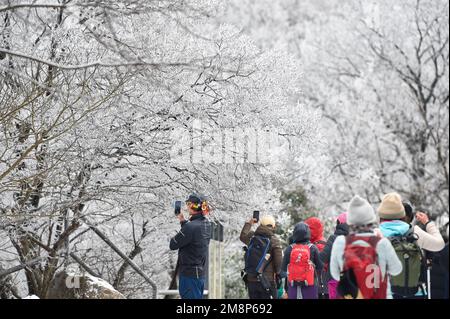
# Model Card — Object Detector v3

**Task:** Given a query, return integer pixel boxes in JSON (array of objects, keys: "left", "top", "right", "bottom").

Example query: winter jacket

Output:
[
  {"left": 380, "top": 220, "right": 445, "bottom": 298},
  {"left": 441, "top": 244, "right": 449, "bottom": 299},
  {"left": 305, "top": 217, "right": 327, "bottom": 250},
  {"left": 429, "top": 245, "right": 449, "bottom": 299},
  {"left": 169, "top": 214, "right": 211, "bottom": 278},
  {"left": 240, "top": 223, "right": 283, "bottom": 283},
  {"left": 320, "top": 223, "right": 349, "bottom": 283},
  {"left": 442, "top": 244, "right": 449, "bottom": 274},
  {"left": 305, "top": 217, "right": 327, "bottom": 295},
  {"left": 330, "top": 232, "right": 402, "bottom": 299},
  {"left": 281, "top": 223, "right": 324, "bottom": 281},
  {"left": 379, "top": 220, "right": 445, "bottom": 252}
]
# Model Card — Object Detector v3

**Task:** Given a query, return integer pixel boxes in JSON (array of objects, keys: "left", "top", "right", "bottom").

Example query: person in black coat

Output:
[
  {"left": 441, "top": 243, "right": 449, "bottom": 299},
  {"left": 319, "top": 212, "right": 350, "bottom": 299},
  {"left": 169, "top": 194, "right": 211, "bottom": 299},
  {"left": 429, "top": 223, "right": 449, "bottom": 300}
]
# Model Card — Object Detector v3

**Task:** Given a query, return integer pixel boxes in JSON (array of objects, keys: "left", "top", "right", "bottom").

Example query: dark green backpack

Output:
[{"left": 389, "top": 230, "right": 424, "bottom": 297}]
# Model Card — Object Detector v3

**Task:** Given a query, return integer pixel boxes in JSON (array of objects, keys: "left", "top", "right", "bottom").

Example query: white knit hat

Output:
[{"left": 348, "top": 195, "right": 377, "bottom": 226}]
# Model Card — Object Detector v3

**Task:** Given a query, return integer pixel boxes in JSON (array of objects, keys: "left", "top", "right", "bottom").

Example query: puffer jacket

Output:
[
  {"left": 240, "top": 223, "right": 283, "bottom": 283},
  {"left": 169, "top": 214, "right": 211, "bottom": 278}
]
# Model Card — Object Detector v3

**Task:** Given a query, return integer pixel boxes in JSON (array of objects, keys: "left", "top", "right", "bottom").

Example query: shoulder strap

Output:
[
  {"left": 346, "top": 234, "right": 381, "bottom": 248},
  {"left": 368, "top": 236, "right": 382, "bottom": 248},
  {"left": 345, "top": 234, "right": 357, "bottom": 245},
  {"left": 258, "top": 237, "right": 272, "bottom": 272},
  {"left": 251, "top": 234, "right": 265, "bottom": 244},
  {"left": 405, "top": 225, "right": 415, "bottom": 237}
]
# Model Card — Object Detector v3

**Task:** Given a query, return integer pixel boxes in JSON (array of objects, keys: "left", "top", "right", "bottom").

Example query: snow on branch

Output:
[
  {"left": 0, "top": 3, "right": 67, "bottom": 13},
  {"left": 0, "top": 48, "right": 199, "bottom": 70}
]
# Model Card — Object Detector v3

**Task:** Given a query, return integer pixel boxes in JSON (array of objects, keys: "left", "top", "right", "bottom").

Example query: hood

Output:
[
  {"left": 305, "top": 217, "right": 325, "bottom": 243},
  {"left": 292, "top": 222, "right": 311, "bottom": 244},
  {"left": 255, "top": 225, "right": 274, "bottom": 238},
  {"left": 335, "top": 223, "right": 350, "bottom": 236},
  {"left": 379, "top": 220, "right": 410, "bottom": 237}
]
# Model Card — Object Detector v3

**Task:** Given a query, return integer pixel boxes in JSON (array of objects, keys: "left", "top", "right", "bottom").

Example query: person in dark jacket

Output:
[
  {"left": 240, "top": 215, "right": 283, "bottom": 299},
  {"left": 281, "top": 222, "right": 323, "bottom": 299},
  {"left": 319, "top": 212, "right": 349, "bottom": 299},
  {"left": 441, "top": 243, "right": 449, "bottom": 299},
  {"left": 429, "top": 224, "right": 449, "bottom": 299},
  {"left": 169, "top": 194, "right": 211, "bottom": 299}
]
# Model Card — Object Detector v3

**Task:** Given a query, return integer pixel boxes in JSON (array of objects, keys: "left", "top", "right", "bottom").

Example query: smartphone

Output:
[
  {"left": 175, "top": 201, "right": 182, "bottom": 216},
  {"left": 253, "top": 211, "right": 260, "bottom": 222}
]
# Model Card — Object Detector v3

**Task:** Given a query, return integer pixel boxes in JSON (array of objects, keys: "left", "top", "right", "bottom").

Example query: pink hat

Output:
[{"left": 337, "top": 212, "right": 348, "bottom": 224}]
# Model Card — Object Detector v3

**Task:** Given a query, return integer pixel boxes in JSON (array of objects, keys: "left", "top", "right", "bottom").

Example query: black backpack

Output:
[{"left": 244, "top": 235, "right": 271, "bottom": 275}]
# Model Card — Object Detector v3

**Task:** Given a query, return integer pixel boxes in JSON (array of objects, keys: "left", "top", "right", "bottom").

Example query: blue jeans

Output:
[{"left": 179, "top": 275, "right": 205, "bottom": 299}]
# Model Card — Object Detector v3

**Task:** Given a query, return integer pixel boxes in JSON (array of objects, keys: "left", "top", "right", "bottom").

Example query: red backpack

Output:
[
  {"left": 340, "top": 235, "right": 387, "bottom": 299},
  {"left": 288, "top": 244, "right": 315, "bottom": 286}
]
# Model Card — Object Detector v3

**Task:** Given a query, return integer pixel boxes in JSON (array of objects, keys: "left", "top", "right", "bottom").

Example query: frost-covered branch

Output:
[
  {"left": 0, "top": 48, "right": 199, "bottom": 70},
  {"left": 0, "top": 3, "right": 67, "bottom": 13}
]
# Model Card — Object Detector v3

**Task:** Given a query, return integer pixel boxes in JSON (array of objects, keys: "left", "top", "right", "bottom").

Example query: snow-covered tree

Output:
[
  {"left": 0, "top": 0, "right": 320, "bottom": 298},
  {"left": 223, "top": 0, "right": 449, "bottom": 221}
]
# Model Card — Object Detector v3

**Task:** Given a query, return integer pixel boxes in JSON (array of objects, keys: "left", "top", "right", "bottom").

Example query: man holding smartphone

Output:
[
  {"left": 169, "top": 194, "right": 211, "bottom": 299},
  {"left": 240, "top": 214, "right": 283, "bottom": 299}
]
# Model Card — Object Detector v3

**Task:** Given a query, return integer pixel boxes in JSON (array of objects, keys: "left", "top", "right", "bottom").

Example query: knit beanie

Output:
[
  {"left": 348, "top": 195, "right": 377, "bottom": 226},
  {"left": 377, "top": 193, "right": 406, "bottom": 220}
]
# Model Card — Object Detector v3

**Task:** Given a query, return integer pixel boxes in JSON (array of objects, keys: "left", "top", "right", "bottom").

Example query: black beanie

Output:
[{"left": 403, "top": 202, "right": 414, "bottom": 222}]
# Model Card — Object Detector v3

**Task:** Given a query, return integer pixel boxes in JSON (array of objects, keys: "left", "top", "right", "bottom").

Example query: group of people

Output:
[
  {"left": 239, "top": 193, "right": 448, "bottom": 299},
  {"left": 168, "top": 193, "right": 448, "bottom": 300}
]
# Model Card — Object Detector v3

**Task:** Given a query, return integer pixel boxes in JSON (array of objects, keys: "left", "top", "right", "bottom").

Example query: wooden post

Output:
[{"left": 209, "top": 222, "right": 224, "bottom": 299}]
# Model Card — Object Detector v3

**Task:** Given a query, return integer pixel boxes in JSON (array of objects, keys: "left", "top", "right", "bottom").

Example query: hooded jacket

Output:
[
  {"left": 379, "top": 220, "right": 445, "bottom": 252},
  {"left": 305, "top": 217, "right": 326, "bottom": 251},
  {"left": 281, "top": 223, "right": 323, "bottom": 280},
  {"left": 240, "top": 222, "right": 283, "bottom": 283},
  {"left": 169, "top": 214, "right": 211, "bottom": 278}
]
